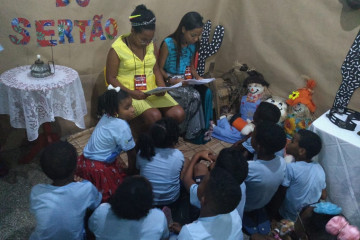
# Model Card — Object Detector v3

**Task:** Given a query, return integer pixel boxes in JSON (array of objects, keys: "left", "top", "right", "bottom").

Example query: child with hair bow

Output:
[{"left": 76, "top": 85, "right": 137, "bottom": 202}]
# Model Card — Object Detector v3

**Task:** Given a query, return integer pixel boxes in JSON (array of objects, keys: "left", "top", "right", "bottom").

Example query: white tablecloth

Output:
[
  {"left": 0, "top": 65, "right": 87, "bottom": 141},
  {"left": 309, "top": 110, "right": 360, "bottom": 227}
]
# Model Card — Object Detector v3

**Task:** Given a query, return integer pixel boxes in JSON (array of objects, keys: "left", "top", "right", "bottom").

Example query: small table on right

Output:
[{"left": 309, "top": 110, "right": 360, "bottom": 227}]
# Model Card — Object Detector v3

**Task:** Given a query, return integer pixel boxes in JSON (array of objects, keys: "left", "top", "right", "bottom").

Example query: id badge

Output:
[{"left": 134, "top": 75, "right": 147, "bottom": 90}]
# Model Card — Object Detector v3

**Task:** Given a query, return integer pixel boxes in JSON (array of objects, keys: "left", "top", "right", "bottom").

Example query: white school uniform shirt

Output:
[
  {"left": 136, "top": 148, "right": 184, "bottom": 205},
  {"left": 244, "top": 155, "right": 286, "bottom": 212},
  {"left": 30, "top": 181, "right": 102, "bottom": 240},
  {"left": 84, "top": 115, "right": 135, "bottom": 163},
  {"left": 190, "top": 183, "right": 247, "bottom": 219},
  {"left": 178, "top": 209, "right": 243, "bottom": 240},
  {"left": 279, "top": 161, "right": 326, "bottom": 221},
  {"left": 89, "top": 203, "right": 169, "bottom": 240}
]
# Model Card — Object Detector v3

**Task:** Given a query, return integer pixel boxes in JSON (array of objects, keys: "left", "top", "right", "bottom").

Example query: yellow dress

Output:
[{"left": 111, "top": 34, "right": 178, "bottom": 116}]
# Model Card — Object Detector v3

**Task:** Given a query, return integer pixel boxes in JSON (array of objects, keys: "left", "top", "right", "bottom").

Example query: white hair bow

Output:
[{"left": 107, "top": 84, "right": 121, "bottom": 92}]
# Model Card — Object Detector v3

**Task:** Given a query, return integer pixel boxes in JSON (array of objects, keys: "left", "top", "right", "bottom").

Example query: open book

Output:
[
  {"left": 181, "top": 78, "right": 216, "bottom": 85},
  {"left": 144, "top": 78, "right": 215, "bottom": 94},
  {"left": 145, "top": 82, "right": 182, "bottom": 95}
]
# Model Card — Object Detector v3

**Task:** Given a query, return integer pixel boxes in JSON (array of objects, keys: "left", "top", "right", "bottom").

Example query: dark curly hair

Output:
[
  {"left": 40, "top": 141, "right": 77, "bottom": 181},
  {"left": 97, "top": 89, "right": 130, "bottom": 118},
  {"left": 253, "top": 121, "right": 286, "bottom": 154},
  {"left": 215, "top": 148, "right": 249, "bottom": 185},
  {"left": 205, "top": 167, "right": 241, "bottom": 215},
  {"left": 109, "top": 176, "right": 153, "bottom": 220},
  {"left": 253, "top": 102, "right": 281, "bottom": 125},
  {"left": 136, "top": 117, "right": 180, "bottom": 160},
  {"left": 130, "top": 4, "right": 156, "bottom": 33},
  {"left": 297, "top": 129, "right": 322, "bottom": 160}
]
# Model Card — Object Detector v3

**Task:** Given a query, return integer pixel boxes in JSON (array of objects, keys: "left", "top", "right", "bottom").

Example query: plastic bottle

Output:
[{"left": 185, "top": 66, "right": 192, "bottom": 79}]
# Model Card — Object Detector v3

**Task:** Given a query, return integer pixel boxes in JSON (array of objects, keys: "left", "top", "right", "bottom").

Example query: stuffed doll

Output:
[
  {"left": 211, "top": 111, "right": 243, "bottom": 143},
  {"left": 211, "top": 72, "right": 270, "bottom": 143},
  {"left": 235, "top": 95, "right": 288, "bottom": 137},
  {"left": 219, "top": 62, "right": 257, "bottom": 115},
  {"left": 239, "top": 72, "right": 270, "bottom": 121},
  {"left": 231, "top": 71, "right": 270, "bottom": 134},
  {"left": 271, "top": 219, "right": 295, "bottom": 240},
  {"left": 265, "top": 96, "right": 288, "bottom": 124},
  {"left": 284, "top": 78, "right": 316, "bottom": 139}
]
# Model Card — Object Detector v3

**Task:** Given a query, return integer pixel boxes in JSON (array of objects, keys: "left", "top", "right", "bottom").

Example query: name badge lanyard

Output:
[
  {"left": 127, "top": 36, "right": 146, "bottom": 76},
  {"left": 133, "top": 49, "right": 146, "bottom": 90},
  {"left": 127, "top": 36, "right": 147, "bottom": 90},
  {"left": 133, "top": 49, "right": 146, "bottom": 76}
]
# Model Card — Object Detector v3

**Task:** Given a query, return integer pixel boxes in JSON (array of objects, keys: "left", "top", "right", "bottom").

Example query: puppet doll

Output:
[
  {"left": 234, "top": 95, "right": 288, "bottom": 137},
  {"left": 231, "top": 72, "right": 271, "bottom": 133},
  {"left": 239, "top": 72, "right": 270, "bottom": 121},
  {"left": 265, "top": 96, "right": 288, "bottom": 124},
  {"left": 212, "top": 72, "right": 270, "bottom": 143},
  {"left": 284, "top": 78, "right": 316, "bottom": 139}
]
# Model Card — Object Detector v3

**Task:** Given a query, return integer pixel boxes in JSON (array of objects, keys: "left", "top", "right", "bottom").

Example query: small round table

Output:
[{"left": 0, "top": 65, "right": 87, "bottom": 162}]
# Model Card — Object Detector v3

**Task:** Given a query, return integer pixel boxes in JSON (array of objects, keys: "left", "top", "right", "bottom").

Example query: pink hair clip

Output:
[{"left": 326, "top": 216, "right": 360, "bottom": 240}]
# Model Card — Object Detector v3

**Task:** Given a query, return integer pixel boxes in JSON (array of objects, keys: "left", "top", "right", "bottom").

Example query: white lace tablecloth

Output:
[{"left": 0, "top": 65, "right": 87, "bottom": 141}]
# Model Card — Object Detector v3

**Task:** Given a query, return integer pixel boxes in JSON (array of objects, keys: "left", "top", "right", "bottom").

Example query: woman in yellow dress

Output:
[{"left": 106, "top": 4, "right": 185, "bottom": 128}]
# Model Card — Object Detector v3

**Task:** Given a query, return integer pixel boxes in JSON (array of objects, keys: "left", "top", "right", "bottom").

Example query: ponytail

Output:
[
  {"left": 136, "top": 117, "right": 180, "bottom": 161},
  {"left": 97, "top": 89, "right": 129, "bottom": 117}
]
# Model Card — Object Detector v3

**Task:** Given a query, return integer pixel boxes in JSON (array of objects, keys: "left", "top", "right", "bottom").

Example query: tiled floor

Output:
[{"left": 0, "top": 136, "right": 233, "bottom": 240}]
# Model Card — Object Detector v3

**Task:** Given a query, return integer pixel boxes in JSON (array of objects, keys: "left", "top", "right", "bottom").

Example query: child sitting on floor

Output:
[
  {"left": 279, "top": 129, "right": 326, "bottom": 221},
  {"left": 89, "top": 176, "right": 169, "bottom": 240},
  {"left": 182, "top": 148, "right": 249, "bottom": 219},
  {"left": 30, "top": 141, "right": 102, "bottom": 240},
  {"left": 234, "top": 102, "right": 282, "bottom": 160},
  {"left": 243, "top": 121, "right": 287, "bottom": 234},
  {"left": 212, "top": 72, "right": 270, "bottom": 143},
  {"left": 136, "top": 117, "right": 184, "bottom": 207},
  {"left": 76, "top": 86, "right": 136, "bottom": 202},
  {"left": 172, "top": 167, "right": 243, "bottom": 239}
]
